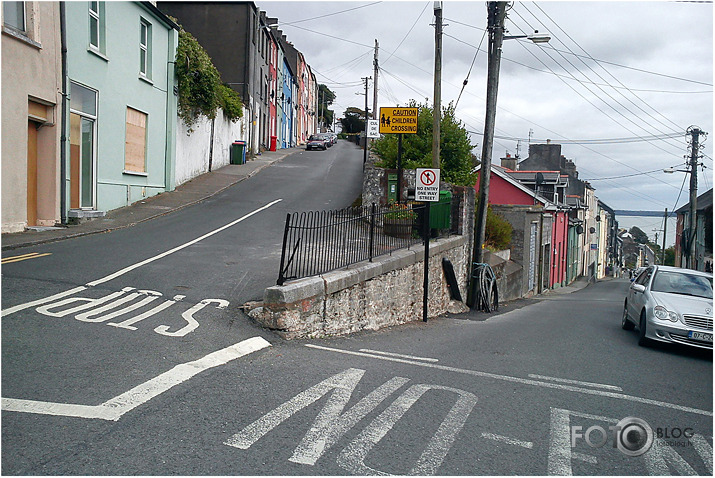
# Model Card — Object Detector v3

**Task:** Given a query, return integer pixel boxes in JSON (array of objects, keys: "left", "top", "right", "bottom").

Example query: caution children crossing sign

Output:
[{"left": 379, "top": 107, "right": 418, "bottom": 134}]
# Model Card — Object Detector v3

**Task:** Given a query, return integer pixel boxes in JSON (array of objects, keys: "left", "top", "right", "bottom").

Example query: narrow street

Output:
[{"left": 3, "top": 148, "right": 712, "bottom": 476}]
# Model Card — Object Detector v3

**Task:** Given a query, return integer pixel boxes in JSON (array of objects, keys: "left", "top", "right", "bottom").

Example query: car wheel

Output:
[
  {"left": 638, "top": 310, "right": 650, "bottom": 347},
  {"left": 622, "top": 301, "right": 634, "bottom": 330}
]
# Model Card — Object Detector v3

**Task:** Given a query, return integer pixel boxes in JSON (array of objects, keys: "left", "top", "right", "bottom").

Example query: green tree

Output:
[
  {"left": 174, "top": 23, "right": 243, "bottom": 129},
  {"left": 629, "top": 226, "right": 649, "bottom": 244},
  {"left": 664, "top": 246, "right": 675, "bottom": 266},
  {"left": 370, "top": 100, "right": 477, "bottom": 186},
  {"left": 318, "top": 84, "right": 336, "bottom": 128},
  {"left": 340, "top": 107, "right": 366, "bottom": 134}
]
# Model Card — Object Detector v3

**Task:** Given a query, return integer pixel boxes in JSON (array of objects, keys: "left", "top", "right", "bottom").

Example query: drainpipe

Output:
[{"left": 59, "top": 2, "right": 68, "bottom": 224}]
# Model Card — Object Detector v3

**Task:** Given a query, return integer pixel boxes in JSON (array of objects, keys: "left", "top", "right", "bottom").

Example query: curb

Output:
[{"left": 1, "top": 154, "right": 287, "bottom": 251}]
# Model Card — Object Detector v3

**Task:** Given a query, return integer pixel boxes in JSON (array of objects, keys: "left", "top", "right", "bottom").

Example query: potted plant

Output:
[{"left": 383, "top": 203, "right": 416, "bottom": 238}]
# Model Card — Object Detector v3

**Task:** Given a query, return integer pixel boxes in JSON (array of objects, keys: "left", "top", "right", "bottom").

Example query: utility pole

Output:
[
  {"left": 373, "top": 39, "right": 379, "bottom": 120},
  {"left": 432, "top": 1, "right": 443, "bottom": 169},
  {"left": 473, "top": 1, "right": 507, "bottom": 265},
  {"left": 686, "top": 126, "right": 702, "bottom": 269},
  {"left": 362, "top": 76, "right": 371, "bottom": 165},
  {"left": 662, "top": 208, "right": 667, "bottom": 265}
]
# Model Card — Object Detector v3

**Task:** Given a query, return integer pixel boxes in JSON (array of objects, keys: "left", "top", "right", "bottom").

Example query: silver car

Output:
[{"left": 622, "top": 265, "right": 713, "bottom": 349}]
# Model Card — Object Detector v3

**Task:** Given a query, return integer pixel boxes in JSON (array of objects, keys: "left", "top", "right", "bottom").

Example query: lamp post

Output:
[{"left": 473, "top": 2, "right": 550, "bottom": 269}]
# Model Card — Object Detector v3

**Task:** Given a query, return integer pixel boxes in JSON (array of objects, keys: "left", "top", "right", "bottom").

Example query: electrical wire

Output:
[
  {"left": 454, "top": 27, "right": 487, "bottom": 110},
  {"left": 383, "top": 1, "right": 432, "bottom": 65},
  {"left": 278, "top": 2, "right": 383, "bottom": 26},
  {"left": 507, "top": 13, "right": 686, "bottom": 164},
  {"left": 443, "top": 16, "right": 713, "bottom": 87},
  {"left": 525, "top": 3, "right": 689, "bottom": 144}
]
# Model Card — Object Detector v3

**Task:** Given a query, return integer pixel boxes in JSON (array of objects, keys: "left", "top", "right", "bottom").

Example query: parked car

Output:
[
  {"left": 622, "top": 265, "right": 713, "bottom": 349},
  {"left": 306, "top": 134, "right": 328, "bottom": 151}
]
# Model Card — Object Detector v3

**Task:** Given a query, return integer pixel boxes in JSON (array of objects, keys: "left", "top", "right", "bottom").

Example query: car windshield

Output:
[
  {"left": 651, "top": 271, "right": 713, "bottom": 299},
  {"left": 308, "top": 135, "right": 322, "bottom": 141}
]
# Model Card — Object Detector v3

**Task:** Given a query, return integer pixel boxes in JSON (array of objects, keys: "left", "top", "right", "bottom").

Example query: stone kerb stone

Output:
[{"left": 254, "top": 236, "right": 467, "bottom": 339}]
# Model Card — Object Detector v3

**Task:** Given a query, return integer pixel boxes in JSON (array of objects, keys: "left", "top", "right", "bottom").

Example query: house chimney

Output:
[
  {"left": 500, "top": 153, "right": 517, "bottom": 171},
  {"left": 546, "top": 139, "right": 551, "bottom": 144}
]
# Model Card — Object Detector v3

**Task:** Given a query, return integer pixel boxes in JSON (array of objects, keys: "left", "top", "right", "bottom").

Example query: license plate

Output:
[{"left": 688, "top": 331, "right": 713, "bottom": 342}]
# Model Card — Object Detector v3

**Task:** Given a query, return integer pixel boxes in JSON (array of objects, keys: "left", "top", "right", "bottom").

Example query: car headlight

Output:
[{"left": 654, "top": 305, "right": 679, "bottom": 322}]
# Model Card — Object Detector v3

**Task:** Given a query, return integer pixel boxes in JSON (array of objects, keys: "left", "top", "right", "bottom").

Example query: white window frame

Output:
[
  {"left": 89, "top": 2, "right": 100, "bottom": 49},
  {"left": 139, "top": 19, "right": 150, "bottom": 77}
]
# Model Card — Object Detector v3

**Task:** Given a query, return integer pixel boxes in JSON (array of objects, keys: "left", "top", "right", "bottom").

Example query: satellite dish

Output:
[
  {"left": 576, "top": 225, "right": 584, "bottom": 235},
  {"left": 589, "top": 227, "right": 596, "bottom": 234},
  {"left": 535, "top": 172, "right": 545, "bottom": 185}
]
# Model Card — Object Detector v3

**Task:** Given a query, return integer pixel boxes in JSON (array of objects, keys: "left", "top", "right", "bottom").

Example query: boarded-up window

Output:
[{"left": 125, "top": 107, "right": 147, "bottom": 173}]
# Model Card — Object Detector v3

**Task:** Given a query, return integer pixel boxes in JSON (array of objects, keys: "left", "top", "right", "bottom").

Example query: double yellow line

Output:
[{"left": 1, "top": 252, "right": 52, "bottom": 264}]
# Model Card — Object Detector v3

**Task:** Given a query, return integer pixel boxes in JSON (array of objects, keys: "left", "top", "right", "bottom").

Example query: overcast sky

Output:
[{"left": 259, "top": 1, "right": 713, "bottom": 213}]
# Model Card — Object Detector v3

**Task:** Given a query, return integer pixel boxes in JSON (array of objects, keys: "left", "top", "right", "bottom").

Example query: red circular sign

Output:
[{"left": 420, "top": 170, "right": 436, "bottom": 186}]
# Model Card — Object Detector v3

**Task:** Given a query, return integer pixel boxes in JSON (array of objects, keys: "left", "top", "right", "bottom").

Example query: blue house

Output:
[
  {"left": 281, "top": 56, "right": 295, "bottom": 148},
  {"left": 64, "top": 1, "right": 178, "bottom": 219}
]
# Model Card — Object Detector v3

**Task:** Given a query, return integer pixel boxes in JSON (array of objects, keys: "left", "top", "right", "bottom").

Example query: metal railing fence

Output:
[{"left": 277, "top": 202, "right": 437, "bottom": 285}]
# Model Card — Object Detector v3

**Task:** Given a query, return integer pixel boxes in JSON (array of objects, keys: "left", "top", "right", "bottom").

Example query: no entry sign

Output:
[{"left": 416, "top": 168, "right": 440, "bottom": 202}]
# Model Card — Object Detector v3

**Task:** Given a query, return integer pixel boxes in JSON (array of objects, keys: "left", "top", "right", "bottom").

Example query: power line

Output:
[
  {"left": 279, "top": 2, "right": 382, "bottom": 26},
  {"left": 508, "top": 8, "right": 686, "bottom": 162},
  {"left": 443, "top": 16, "right": 713, "bottom": 87},
  {"left": 528, "top": 3, "right": 688, "bottom": 137},
  {"left": 383, "top": 1, "right": 431, "bottom": 65}
]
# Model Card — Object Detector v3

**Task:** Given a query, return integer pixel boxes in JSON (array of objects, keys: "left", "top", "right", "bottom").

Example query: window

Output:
[
  {"left": 3, "top": 1, "right": 25, "bottom": 32},
  {"left": 139, "top": 19, "right": 151, "bottom": 78},
  {"left": 69, "top": 82, "right": 98, "bottom": 209},
  {"left": 89, "top": 2, "right": 99, "bottom": 48},
  {"left": 125, "top": 107, "right": 147, "bottom": 174}
]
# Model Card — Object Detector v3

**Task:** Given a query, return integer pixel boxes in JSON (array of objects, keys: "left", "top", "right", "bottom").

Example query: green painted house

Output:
[{"left": 64, "top": 1, "right": 178, "bottom": 220}]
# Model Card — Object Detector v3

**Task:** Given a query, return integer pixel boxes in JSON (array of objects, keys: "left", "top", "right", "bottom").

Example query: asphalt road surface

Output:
[{"left": 2, "top": 141, "right": 712, "bottom": 475}]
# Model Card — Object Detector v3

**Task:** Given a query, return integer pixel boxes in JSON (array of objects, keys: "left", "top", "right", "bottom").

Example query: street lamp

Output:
[{"left": 472, "top": 2, "right": 550, "bottom": 279}]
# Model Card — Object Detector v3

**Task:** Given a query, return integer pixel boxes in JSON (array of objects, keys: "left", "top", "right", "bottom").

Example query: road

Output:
[{"left": 2, "top": 140, "right": 712, "bottom": 475}]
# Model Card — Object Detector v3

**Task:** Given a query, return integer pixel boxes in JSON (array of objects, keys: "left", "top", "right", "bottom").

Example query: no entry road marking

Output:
[{"left": 2, "top": 336, "right": 271, "bottom": 421}]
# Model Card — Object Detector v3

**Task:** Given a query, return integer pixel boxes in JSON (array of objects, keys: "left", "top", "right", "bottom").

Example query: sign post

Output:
[
  {"left": 416, "top": 168, "right": 440, "bottom": 322},
  {"left": 380, "top": 107, "right": 418, "bottom": 204},
  {"left": 367, "top": 119, "right": 380, "bottom": 138}
]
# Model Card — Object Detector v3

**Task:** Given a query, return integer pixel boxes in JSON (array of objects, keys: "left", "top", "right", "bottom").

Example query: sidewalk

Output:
[{"left": 1, "top": 147, "right": 302, "bottom": 251}]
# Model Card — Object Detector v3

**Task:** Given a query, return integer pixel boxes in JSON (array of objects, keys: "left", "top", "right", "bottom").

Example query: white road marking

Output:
[
  {"left": 481, "top": 432, "right": 533, "bottom": 449},
  {"left": 359, "top": 349, "right": 439, "bottom": 362},
  {"left": 690, "top": 434, "right": 713, "bottom": 475},
  {"left": 1, "top": 336, "right": 271, "bottom": 421},
  {"left": 644, "top": 438, "right": 698, "bottom": 476},
  {"left": 225, "top": 368, "right": 407, "bottom": 461},
  {"left": 528, "top": 374, "right": 623, "bottom": 391},
  {"left": 305, "top": 345, "right": 712, "bottom": 417},
  {"left": 335, "top": 383, "right": 477, "bottom": 475},
  {"left": 225, "top": 368, "right": 477, "bottom": 475},
  {"left": 571, "top": 452, "right": 598, "bottom": 464},
  {"left": 1, "top": 199, "right": 282, "bottom": 316},
  {"left": 548, "top": 407, "right": 577, "bottom": 476}
]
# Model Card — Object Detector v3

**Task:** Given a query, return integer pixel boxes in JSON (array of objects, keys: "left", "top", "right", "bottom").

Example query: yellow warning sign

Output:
[{"left": 379, "top": 107, "right": 418, "bottom": 134}]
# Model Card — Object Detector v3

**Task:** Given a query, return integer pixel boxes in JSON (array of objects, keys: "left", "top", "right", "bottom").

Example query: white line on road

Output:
[
  {"left": 358, "top": 349, "right": 439, "bottom": 362},
  {"left": 1, "top": 199, "right": 282, "bottom": 317},
  {"left": 481, "top": 432, "right": 533, "bottom": 449},
  {"left": 2, "top": 336, "right": 271, "bottom": 421},
  {"left": 571, "top": 452, "right": 598, "bottom": 465},
  {"left": 305, "top": 345, "right": 712, "bottom": 417},
  {"left": 528, "top": 374, "right": 623, "bottom": 391}
]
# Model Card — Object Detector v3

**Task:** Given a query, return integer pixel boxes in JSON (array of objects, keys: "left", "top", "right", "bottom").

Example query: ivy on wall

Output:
[{"left": 174, "top": 22, "right": 243, "bottom": 129}]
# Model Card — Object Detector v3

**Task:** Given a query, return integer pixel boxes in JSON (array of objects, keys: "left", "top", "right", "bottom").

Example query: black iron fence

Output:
[{"left": 277, "top": 201, "right": 451, "bottom": 285}]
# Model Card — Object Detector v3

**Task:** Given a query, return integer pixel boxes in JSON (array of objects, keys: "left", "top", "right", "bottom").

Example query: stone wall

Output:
[{"left": 249, "top": 236, "right": 469, "bottom": 339}]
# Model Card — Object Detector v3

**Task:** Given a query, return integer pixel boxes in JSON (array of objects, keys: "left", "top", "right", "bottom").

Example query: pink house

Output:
[{"left": 475, "top": 165, "right": 570, "bottom": 289}]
